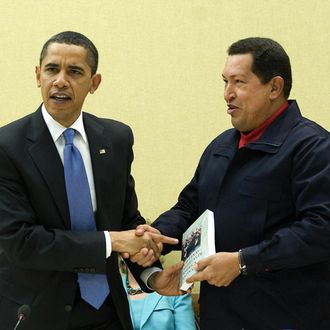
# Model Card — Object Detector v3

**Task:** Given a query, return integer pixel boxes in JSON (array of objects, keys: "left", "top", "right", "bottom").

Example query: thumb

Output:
[
  {"left": 166, "top": 260, "right": 184, "bottom": 274},
  {"left": 195, "top": 256, "right": 210, "bottom": 271},
  {"left": 135, "top": 225, "right": 147, "bottom": 237}
]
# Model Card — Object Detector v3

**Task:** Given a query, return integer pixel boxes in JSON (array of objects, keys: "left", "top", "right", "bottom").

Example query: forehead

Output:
[
  {"left": 42, "top": 43, "right": 89, "bottom": 67},
  {"left": 222, "top": 54, "right": 254, "bottom": 78}
]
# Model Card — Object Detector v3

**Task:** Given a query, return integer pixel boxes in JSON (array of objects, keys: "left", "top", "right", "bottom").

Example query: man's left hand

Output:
[{"left": 148, "top": 261, "right": 186, "bottom": 296}]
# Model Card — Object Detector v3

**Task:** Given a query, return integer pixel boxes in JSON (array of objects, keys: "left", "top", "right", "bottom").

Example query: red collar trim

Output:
[{"left": 239, "top": 101, "right": 289, "bottom": 149}]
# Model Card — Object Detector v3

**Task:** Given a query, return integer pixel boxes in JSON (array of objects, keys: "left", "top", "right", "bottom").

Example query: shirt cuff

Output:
[
  {"left": 140, "top": 267, "right": 162, "bottom": 290},
  {"left": 104, "top": 231, "right": 112, "bottom": 258}
]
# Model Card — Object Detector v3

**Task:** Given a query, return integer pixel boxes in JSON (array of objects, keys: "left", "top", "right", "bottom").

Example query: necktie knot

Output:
[{"left": 63, "top": 128, "right": 75, "bottom": 145}]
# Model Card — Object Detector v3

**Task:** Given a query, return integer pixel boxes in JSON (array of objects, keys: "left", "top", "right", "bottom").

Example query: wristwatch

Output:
[{"left": 238, "top": 249, "right": 248, "bottom": 275}]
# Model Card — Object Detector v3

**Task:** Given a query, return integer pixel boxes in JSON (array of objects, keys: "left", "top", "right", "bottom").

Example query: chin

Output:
[{"left": 231, "top": 120, "right": 241, "bottom": 131}]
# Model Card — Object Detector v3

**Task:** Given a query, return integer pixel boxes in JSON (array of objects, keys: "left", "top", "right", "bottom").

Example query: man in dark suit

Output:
[
  {"left": 133, "top": 37, "right": 330, "bottom": 329},
  {"left": 0, "top": 31, "right": 178, "bottom": 330}
]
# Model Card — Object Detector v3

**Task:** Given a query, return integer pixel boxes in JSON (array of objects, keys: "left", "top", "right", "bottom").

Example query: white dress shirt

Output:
[{"left": 41, "top": 105, "right": 112, "bottom": 257}]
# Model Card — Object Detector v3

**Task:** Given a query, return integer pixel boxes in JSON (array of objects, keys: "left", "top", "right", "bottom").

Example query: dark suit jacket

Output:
[
  {"left": 153, "top": 100, "right": 330, "bottom": 329},
  {"left": 0, "top": 106, "right": 149, "bottom": 330}
]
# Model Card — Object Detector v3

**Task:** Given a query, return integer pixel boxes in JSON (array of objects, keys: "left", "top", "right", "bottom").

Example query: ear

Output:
[
  {"left": 35, "top": 66, "right": 41, "bottom": 88},
  {"left": 269, "top": 76, "right": 284, "bottom": 100},
  {"left": 89, "top": 73, "right": 102, "bottom": 94}
]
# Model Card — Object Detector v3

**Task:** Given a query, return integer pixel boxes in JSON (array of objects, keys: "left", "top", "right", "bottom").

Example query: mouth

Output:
[
  {"left": 227, "top": 104, "right": 238, "bottom": 115},
  {"left": 50, "top": 92, "right": 72, "bottom": 102}
]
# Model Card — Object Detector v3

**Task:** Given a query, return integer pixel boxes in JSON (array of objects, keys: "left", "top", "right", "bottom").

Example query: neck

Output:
[
  {"left": 128, "top": 271, "right": 139, "bottom": 288},
  {"left": 126, "top": 272, "right": 145, "bottom": 297}
]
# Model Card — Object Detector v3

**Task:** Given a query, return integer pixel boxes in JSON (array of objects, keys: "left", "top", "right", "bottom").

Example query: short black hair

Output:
[
  {"left": 39, "top": 31, "right": 98, "bottom": 75},
  {"left": 228, "top": 37, "right": 292, "bottom": 98}
]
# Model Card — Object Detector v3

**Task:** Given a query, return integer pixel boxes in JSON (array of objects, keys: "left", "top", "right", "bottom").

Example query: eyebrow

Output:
[
  {"left": 222, "top": 73, "right": 246, "bottom": 79},
  {"left": 44, "top": 63, "right": 85, "bottom": 73},
  {"left": 68, "top": 64, "right": 85, "bottom": 72},
  {"left": 44, "top": 62, "right": 59, "bottom": 68}
]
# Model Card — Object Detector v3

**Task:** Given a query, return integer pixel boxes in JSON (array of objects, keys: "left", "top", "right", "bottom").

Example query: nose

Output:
[
  {"left": 224, "top": 83, "right": 235, "bottom": 102},
  {"left": 53, "top": 71, "right": 69, "bottom": 89}
]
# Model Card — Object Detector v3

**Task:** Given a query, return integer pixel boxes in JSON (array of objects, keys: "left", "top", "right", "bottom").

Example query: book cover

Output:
[{"left": 180, "top": 209, "right": 216, "bottom": 291}]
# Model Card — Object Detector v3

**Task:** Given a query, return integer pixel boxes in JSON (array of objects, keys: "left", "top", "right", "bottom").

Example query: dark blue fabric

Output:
[
  {"left": 153, "top": 100, "right": 330, "bottom": 329},
  {"left": 63, "top": 128, "right": 109, "bottom": 310}
]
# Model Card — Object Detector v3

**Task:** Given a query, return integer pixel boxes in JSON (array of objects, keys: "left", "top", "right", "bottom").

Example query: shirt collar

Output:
[
  {"left": 239, "top": 101, "right": 289, "bottom": 149},
  {"left": 41, "top": 104, "right": 88, "bottom": 143}
]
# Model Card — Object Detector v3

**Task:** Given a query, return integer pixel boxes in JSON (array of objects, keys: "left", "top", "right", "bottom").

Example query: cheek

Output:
[
  {"left": 74, "top": 87, "right": 90, "bottom": 101},
  {"left": 40, "top": 79, "right": 52, "bottom": 90}
]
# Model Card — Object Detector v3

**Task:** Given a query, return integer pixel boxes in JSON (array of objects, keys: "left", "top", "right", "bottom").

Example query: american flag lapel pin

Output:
[{"left": 99, "top": 149, "right": 106, "bottom": 155}]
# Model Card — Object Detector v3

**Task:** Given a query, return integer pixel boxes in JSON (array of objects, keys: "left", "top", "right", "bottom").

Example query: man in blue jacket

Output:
[{"left": 135, "top": 37, "right": 330, "bottom": 329}]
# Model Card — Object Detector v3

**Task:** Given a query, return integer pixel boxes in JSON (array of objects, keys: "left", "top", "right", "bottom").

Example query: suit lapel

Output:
[
  {"left": 27, "top": 108, "right": 70, "bottom": 228},
  {"left": 139, "top": 292, "right": 162, "bottom": 328},
  {"left": 83, "top": 114, "right": 115, "bottom": 230}
]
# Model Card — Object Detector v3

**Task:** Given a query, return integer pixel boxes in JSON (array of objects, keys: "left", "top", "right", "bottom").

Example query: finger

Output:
[
  {"left": 195, "top": 255, "right": 211, "bottom": 271},
  {"left": 140, "top": 251, "right": 157, "bottom": 267},
  {"left": 186, "top": 272, "right": 209, "bottom": 283},
  {"left": 140, "top": 247, "right": 149, "bottom": 256},
  {"left": 144, "top": 225, "right": 161, "bottom": 234},
  {"left": 146, "top": 248, "right": 155, "bottom": 259},
  {"left": 180, "top": 286, "right": 193, "bottom": 294},
  {"left": 130, "top": 249, "right": 149, "bottom": 263},
  {"left": 186, "top": 271, "right": 205, "bottom": 283},
  {"left": 147, "top": 236, "right": 161, "bottom": 258},
  {"left": 121, "top": 252, "right": 130, "bottom": 259},
  {"left": 149, "top": 232, "right": 179, "bottom": 245},
  {"left": 137, "top": 249, "right": 155, "bottom": 266},
  {"left": 141, "top": 260, "right": 154, "bottom": 267},
  {"left": 141, "top": 256, "right": 158, "bottom": 267},
  {"left": 156, "top": 242, "right": 163, "bottom": 253}
]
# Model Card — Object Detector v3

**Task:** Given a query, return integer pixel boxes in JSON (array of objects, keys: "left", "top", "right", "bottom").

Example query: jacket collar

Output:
[
  {"left": 214, "top": 100, "right": 302, "bottom": 156},
  {"left": 27, "top": 106, "right": 70, "bottom": 227},
  {"left": 246, "top": 100, "right": 302, "bottom": 153}
]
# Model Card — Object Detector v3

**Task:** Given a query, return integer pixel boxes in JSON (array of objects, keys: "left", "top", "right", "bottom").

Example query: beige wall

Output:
[{"left": 1, "top": 1, "right": 329, "bottom": 276}]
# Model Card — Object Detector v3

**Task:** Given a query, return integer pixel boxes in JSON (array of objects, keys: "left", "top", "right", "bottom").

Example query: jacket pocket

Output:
[{"left": 239, "top": 176, "right": 283, "bottom": 201}]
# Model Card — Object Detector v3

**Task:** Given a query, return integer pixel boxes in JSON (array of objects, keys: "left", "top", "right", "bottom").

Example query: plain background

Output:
[{"left": 1, "top": 1, "right": 329, "bottom": 292}]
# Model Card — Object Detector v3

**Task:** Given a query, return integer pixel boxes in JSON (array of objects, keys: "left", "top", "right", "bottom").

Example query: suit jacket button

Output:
[{"left": 64, "top": 305, "right": 72, "bottom": 312}]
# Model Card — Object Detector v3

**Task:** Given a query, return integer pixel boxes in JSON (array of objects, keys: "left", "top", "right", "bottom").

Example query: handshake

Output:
[
  {"left": 110, "top": 224, "right": 178, "bottom": 267},
  {"left": 110, "top": 225, "right": 185, "bottom": 296}
]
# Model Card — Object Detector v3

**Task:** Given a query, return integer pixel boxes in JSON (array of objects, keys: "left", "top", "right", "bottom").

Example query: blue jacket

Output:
[
  {"left": 122, "top": 274, "right": 196, "bottom": 330},
  {"left": 153, "top": 100, "right": 330, "bottom": 329}
]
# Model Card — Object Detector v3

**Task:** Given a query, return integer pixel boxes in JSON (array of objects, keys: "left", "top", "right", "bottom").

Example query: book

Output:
[{"left": 180, "top": 209, "right": 216, "bottom": 291}]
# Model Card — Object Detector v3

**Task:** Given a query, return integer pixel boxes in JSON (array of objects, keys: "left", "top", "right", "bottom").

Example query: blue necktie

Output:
[{"left": 63, "top": 128, "right": 109, "bottom": 310}]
